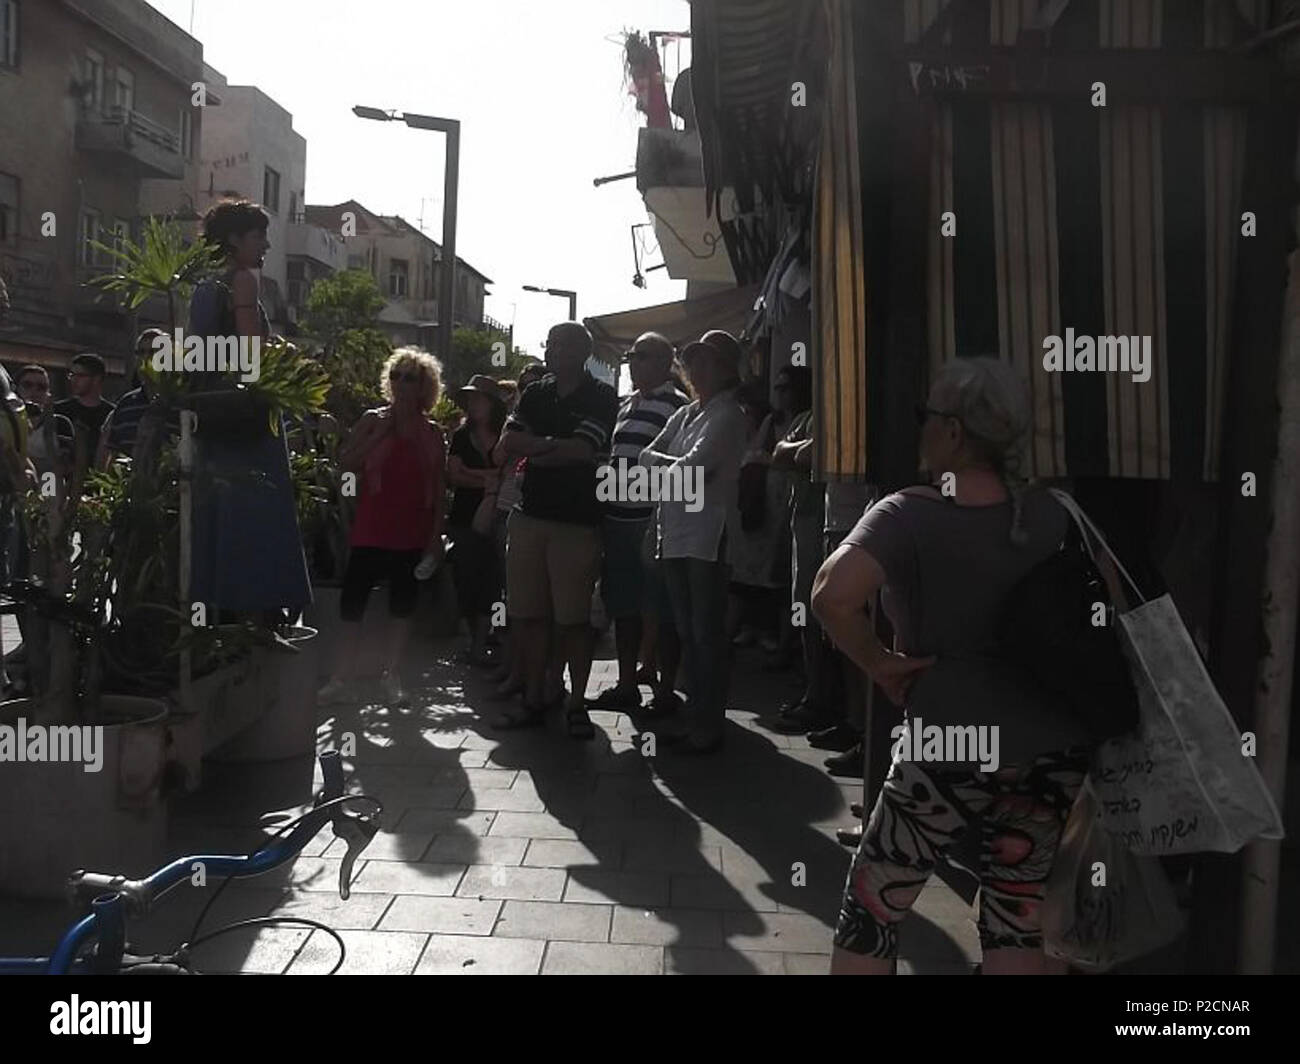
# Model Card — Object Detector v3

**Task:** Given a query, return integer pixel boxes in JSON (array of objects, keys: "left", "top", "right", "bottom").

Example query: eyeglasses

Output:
[
  {"left": 914, "top": 403, "right": 959, "bottom": 425},
  {"left": 390, "top": 370, "right": 421, "bottom": 383}
]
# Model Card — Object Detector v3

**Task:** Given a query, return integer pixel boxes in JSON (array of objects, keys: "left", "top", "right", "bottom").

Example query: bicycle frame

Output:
[{"left": 0, "top": 751, "right": 379, "bottom": 975}]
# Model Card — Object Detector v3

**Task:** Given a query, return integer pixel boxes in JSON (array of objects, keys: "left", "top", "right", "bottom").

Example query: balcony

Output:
[
  {"left": 286, "top": 222, "right": 345, "bottom": 272},
  {"left": 76, "top": 106, "right": 184, "bottom": 180}
]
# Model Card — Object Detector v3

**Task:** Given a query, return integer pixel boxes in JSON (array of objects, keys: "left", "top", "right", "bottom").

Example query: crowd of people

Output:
[{"left": 0, "top": 196, "right": 1110, "bottom": 974}]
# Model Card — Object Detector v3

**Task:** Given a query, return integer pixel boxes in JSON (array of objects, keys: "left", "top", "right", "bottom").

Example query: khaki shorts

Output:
[{"left": 506, "top": 510, "right": 602, "bottom": 626}]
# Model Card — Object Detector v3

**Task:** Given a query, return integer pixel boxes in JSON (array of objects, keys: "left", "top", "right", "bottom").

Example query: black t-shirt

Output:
[
  {"left": 448, "top": 422, "right": 496, "bottom": 528},
  {"left": 54, "top": 397, "right": 115, "bottom": 456},
  {"left": 507, "top": 374, "right": 617, "bottom": 526}
]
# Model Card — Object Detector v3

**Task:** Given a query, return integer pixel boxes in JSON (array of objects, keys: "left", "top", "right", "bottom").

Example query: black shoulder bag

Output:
[{"left": 993, "top": 495, "right": 1140, "bottom": 743}]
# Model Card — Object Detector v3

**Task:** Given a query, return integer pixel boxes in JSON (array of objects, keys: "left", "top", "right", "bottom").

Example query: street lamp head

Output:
[
  {"left": 353, "top": 105, "right": 395, "bottom": 121},
  {"left": 402, "top": 113, "right": 458, "bottom": 132},
  {"left": 522, "top": 285, "right": 542, "bottom": 293}
]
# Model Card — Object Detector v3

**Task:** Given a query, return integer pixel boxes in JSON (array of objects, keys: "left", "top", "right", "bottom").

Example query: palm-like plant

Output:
[{"left": 88, "top": 216, "right": 221, "bottom": 332}]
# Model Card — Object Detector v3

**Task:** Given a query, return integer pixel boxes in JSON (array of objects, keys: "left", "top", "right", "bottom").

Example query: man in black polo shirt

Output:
[{"left": 495, "top": 321, "right": 617, "bottom": 738}]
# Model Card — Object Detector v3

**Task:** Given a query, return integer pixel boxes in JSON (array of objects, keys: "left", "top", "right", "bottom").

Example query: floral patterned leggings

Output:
[{"left": 835, "top": 748, "right": 1089, "bottom": 958}]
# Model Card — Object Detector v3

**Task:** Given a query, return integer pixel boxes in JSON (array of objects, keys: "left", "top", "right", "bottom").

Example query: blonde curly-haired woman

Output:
[{"left": 318, "top": 347, "right": 447, "bottom": 707}]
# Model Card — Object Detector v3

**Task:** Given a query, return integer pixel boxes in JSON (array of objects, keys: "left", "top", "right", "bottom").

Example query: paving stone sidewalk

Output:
[{"left": 0, "top": 627, "right": 978, "bottom": 975}]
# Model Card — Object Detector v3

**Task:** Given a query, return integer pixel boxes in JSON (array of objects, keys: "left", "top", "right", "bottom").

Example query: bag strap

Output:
[{"left": 1048, "top": 488, "right": 1146, "bottom": 606}]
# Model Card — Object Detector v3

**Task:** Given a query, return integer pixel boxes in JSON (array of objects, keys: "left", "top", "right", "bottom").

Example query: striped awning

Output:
[{"left": 815, "top": 0, "right": 1285, "bottom": 483}]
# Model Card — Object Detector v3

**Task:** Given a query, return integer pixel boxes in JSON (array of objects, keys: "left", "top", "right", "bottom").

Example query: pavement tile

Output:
[
  {"left": 323, "top": 831, "right": 434, "bottom": 863},
  {"left": 487, "top": 812, "right": 580, "bottom": 840},
  {"left": 493, "top": 900, "right": 611, "bottom": 943},
  {"left": 610, "top": 906, "right": 723, "bottom": 948},
  {"left": 378, "top": 895, "right": 501, "bottom": 936},
  {"left": 414, "top": 934, "right": 546, "bottom": 975},
  {"left": 669, "top": 874, "right": 781, "bottom": 913},
  {"left": 664, "top": 947, "right": 786, "bottom": 975},
  {"left": 582, "top": 817, "right": 679, "bottom": 848},
  {"left": 542, "top": 941, "right": 662, "bottom": 975},
  {"left": 351, "top": 860, "right": 466, "bottom": 896},
  {"left": 189, "top": 926, "right": 311, "bottom": 974},
  {"left": 461, "top": 768, "right": 520, "bottom": 789},
  {"left": 455, "top": 865, "right": 567, "bottom": 902},
  {"left": 784, "top": 952, "right": 831, "bottom": 975},
  {"left": 523, "top": 839, "right": 621, "bottom": 869},
  {"left": 424, "top": 834, "right": 528, "bottom": 866},
  {"left": 457, "top": 788, "right": 547, "bottom": 813},
  {"left": 393, "top": 809, "right": 496, "bottom": 835},
  {"left": 623, "top": 840, "right": 723, "bottom": 875},
  {"left": 722, "top": 911, "right": 833, "bottom": 954},
  {"left": 285, "top": 929, "right": 428, "bottom": 975},
  {"left": 562, "top": 869, "right": 669, "bottom": 908},
  {"left": 274, "top": 890, "right": 396, "bottom": 931}
]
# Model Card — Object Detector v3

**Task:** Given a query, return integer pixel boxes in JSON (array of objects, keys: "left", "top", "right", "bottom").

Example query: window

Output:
[
  {"left": 111, "top": 64, "right": 133, "bottom": 113},
  {"left": 78, "top": 208, "right": 101, "bottom": 267},
  {"left": 2, "top": 0, "right": 18, "bottom": 69},
  {"left": 389, "top": 258, "right": 409, "bottom": 298},
  {"left": 262, "top": 166, "right": 280, "bottom": 213},
  {"left": 111, "top": 217, "right": 131, "bottom": 255},
  {"left": 83, "top": 48, "right": 104, "bottom": 112},
  {"left": 0, "top": 172, "right": 16, "bottom": 245},
  {"left": 178, "top": 106, "right": 193, "bottom": 159},
  {"left": 346, "top": 254, "right": 365, "bottom": 271}
]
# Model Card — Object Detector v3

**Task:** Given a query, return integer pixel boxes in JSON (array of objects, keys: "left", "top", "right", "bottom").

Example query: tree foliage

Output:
[{"left": 301, "top": 269, "right": 392, "bottom": 424}]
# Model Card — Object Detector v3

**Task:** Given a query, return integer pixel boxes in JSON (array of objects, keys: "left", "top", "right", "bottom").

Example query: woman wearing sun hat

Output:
[{"left": 448, "top": 374, "right": 509, "bottom": 666}]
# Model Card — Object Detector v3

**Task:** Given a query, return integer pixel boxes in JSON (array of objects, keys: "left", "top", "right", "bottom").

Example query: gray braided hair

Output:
[{"left": 931, "top": 357, "right": 1034, "bottom": 546}]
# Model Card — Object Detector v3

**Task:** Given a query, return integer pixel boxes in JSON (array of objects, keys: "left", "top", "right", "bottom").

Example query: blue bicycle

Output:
[{"left": 0, "top": 750, "right": 381, "bottom": 974}]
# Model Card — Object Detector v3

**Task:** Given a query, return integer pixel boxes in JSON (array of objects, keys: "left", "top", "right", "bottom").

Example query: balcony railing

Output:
[{"left": 76, "top": 105, "right": 185, "bottom": 180}]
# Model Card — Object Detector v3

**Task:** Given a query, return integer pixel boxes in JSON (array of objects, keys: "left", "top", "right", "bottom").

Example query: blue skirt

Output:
[{"left": 190, "top": 426, "right": 312, "bottom": 613}]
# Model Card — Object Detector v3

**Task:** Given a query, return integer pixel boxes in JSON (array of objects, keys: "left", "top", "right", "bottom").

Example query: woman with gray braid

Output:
[{"left": 812, "top": 357, "right": 1091, "bottom": 975}]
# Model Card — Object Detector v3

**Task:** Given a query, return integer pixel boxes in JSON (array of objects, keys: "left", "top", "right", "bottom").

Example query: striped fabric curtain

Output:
[
  {"left": 812, "top": 0, "right": 869, "bottom": 481},
  {"left": 923, "top": 0, "right": 1256, "bottom": 480},
  {"left": 814, "top": 0, "right": 1269, "bottom": 482}
]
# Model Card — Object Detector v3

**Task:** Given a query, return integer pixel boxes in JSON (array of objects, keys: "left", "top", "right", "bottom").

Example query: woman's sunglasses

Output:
[{"left": 914, "top": 403, "right": 959, "bottom": 425}]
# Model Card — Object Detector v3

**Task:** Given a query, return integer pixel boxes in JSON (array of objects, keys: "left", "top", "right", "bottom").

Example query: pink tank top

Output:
[{"left": 349, "top": 430, "right": 442, "bottom": 550}]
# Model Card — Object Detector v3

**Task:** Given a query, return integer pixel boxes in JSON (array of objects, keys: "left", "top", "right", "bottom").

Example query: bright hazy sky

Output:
[{"left": 144, "top": 0, "right": 690, "bottom": 357}]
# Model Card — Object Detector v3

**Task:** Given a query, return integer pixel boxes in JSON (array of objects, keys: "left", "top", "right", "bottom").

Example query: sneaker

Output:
[
  {"left": 382, "top": 670, "right": 411, "bottom": 708},
  {"left": 317, "top": 678, "right": 349, "bottom": 704}
]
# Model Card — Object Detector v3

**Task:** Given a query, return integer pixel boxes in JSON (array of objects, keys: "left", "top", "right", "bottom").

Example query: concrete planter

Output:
[
  {"left": 210, "top": 626, "right": 320, "bottom": 763},
  {"left": 0, "top": 696, "right": 169, "bottom": 899},
  {"left": 163, "top": 662, "right": 242, "bottom": 793}
]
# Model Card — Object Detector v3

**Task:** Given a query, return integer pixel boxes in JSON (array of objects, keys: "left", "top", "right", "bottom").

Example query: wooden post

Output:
[
  {"left": 1238, "top": 239, "right": 1300, "bottom": 974},
  {"left": 178, "top": 411, "right": 195, "bottom": 717}
]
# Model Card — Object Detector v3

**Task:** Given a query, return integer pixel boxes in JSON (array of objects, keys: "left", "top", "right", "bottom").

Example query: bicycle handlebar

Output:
[{"left": 50, "top": 750, "right": 381, "bottom": 974}]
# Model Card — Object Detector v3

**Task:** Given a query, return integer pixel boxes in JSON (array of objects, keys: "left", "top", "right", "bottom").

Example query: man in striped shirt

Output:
[{"left": 590, "top": 332, "right": 690, "bottom": 712}]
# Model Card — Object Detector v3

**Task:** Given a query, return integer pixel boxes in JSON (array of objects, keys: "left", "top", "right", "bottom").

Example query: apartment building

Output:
[
  {"left": 0, "top": 0, "right": 207, "bottom": 379},
  {"left": 304, "top": 199, "right": 492, "bottom": 349}
]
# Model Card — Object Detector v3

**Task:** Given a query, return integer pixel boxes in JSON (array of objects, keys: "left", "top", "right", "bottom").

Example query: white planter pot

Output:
[
  {"left": 0, "top": 696, "right": 169, "bottom": 900},
  {"left": 164, "top": 663, "right": 239, "bottom": 793},
  {"left": 210, "top": 626, "right": 320, "bottom": 763}
]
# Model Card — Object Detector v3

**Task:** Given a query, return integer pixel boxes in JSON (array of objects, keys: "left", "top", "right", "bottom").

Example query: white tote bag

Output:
[
  {"left": 1051, "top": 491, "right": 1284, "bottom": 856},
  {"left": 1042, "top": 777, "right": 1185, "bottom": 971}
]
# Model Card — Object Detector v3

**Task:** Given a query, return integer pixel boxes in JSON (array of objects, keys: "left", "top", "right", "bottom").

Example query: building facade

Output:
[
  {"left": 0, "top": 0, "right": 206, "bottom": 381},
  {"left": 304, "top": 199, "right": 492, "bottom": 349}
]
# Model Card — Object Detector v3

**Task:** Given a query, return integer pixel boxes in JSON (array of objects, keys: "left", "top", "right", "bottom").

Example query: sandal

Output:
[
  {"left": 492, "top": 703, "right": 548, "bottom": 730},
  {"left": 565, "top": 703, "right": 596, "bottom": 741}
]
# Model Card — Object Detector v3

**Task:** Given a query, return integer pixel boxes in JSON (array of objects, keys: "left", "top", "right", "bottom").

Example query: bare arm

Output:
[
  {"left": 811, "top": 543, "right": 934, "bottom": 706},
  {"left": 528, "top": 435, "right": 595, "bottom": 467},
  {"left": 499, "top": 424, "right": 557, "bottom": 460},
  {"left": 338, "top": 411, "right": 389, "bottom": 473},
  {"left": 231, "top": 269, "right": 262, "bottom": 338}
]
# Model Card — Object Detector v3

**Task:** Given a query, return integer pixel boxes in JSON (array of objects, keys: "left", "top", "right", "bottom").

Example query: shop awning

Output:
[{"left": 583, "top": 284, "right": 761, "bottom": 366}]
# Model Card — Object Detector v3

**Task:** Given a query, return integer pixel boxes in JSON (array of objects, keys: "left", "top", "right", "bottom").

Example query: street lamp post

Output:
[
  {"left": 522, "top": 285, "right": 577, "bottom": 322},
  {"left": 353, "top": 105, "right": 460, "bottom": 367}
]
